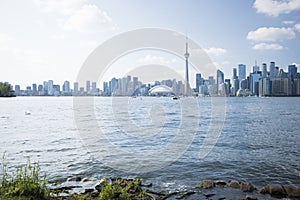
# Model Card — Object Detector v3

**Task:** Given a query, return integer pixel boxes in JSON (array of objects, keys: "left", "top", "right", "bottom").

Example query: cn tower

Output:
[{"left": 184, "top": 37, "right": 190, "bottom": 95}]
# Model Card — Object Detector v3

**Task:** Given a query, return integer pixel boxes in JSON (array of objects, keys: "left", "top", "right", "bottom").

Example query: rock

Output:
[
  {"left": 201, "top": 180, "right": 215, "bottom": 189},
  {"left": 203, "top": 193, "right": 215, "bottom": 198},
  {"left": 246, "top": 194, "right": 257, "bottom": 200},
  {"left": 83, "top": 188, "right": 94, "bottom": 194},
  {"left": 67, "top": 176, "right": 82, "bottom": 182},
  {"left": 81, "top": 177, "right": 94, "bottom": 182},
  {"left": 95, "top": 178, "right": 107, "bottom": 192},
  {"left": 283, "top": 186, "right": 300, "bottom": 198},
  {"left": 267, "top": 184, "right": 286, "bottom": 197},
  {"left": 239, "top": 182, "right": 255, "bottom": 192},
  {"left": 176, "top": 191, "right": 196, "bottom": 199},
  {"left": 258, "top": 186, "right": 267, "bottom": 194},
  {"left": 229, "top": 180, "right": 240, "bottom": 189},
  {"left": 214, "top": 180, "right": 227, "bottom": 187},
  {"left": 141, "top": 182, "right": 153, "bottom": 187}
]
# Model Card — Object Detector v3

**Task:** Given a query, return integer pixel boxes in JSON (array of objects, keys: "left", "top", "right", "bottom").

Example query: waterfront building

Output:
[
  {"left": 43, "top": 81, "right": 48, "bottom": 95},
  {"left": 32, "top": 84, "right": 37, "bottom": 95},
  {"left": 225, "top": 79, "right": 231, "bottom": 95},
  {"left": 86, "top": 80, "right": 90, "bottom": 94},
  {"left": 38, "top": 84, "right": 43, "bottom": 95},
  {"left": 15, "top": 85, "right": 20, "bottom": 96},
  {"left": 269, "top": 61, "right": 276, "bottom": 80},
  {"left": 249, "top": 72, "right": 261, "bottom": 95},
  {"left": 288, "top": 64, "right": 297, "bottom": 79},
  {"left": 48, "top": 80, "right": 54, "bottom": 96},
  {"left": 217, "top": 69, "right": 224, "bottom": 96},
  {"left": 240, "top": 79, "right": 248, "bottom": 90},
  {"left": 238, "top": 64, "right": 246, "bottom": 81},
  {"left": 73, "top": 82, "right": 78, "bottom": 95},
  {"left": 260, "top": 77, "right": 271, "bottom": 96},
  {"left": 63, "top": 81, "right": 70, "bottom": 95},
  {"left": 92, "top": 82, "right": 97, "bottom": 95},
  {"left": 262, "top": 63, "right": 267, "bottom": 78},
  {"left": 272, "top": 78, "right": 292, "bottom": 96},
  {"left": 195, "top": 73, "right": 203, "bottom": 93}
]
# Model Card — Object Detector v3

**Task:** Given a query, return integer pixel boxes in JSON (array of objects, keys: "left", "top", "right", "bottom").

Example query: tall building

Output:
[
  {"left": 262, "top": 63, "right": 267, "bottom": 78},
  {"left": 288, "top": 64, "right": 297, "bottom": 79},
  {"left": 86, "top": 80, "right": 90, "bottom": 94},
  {"left": 238, "top": 64, "right": 246, "bottom": 81},
  {"left": 259, "top": 77, "right": 271, "bottom": 97},
  {"left": 48, "top": 80, "right": 54, "bottom": 96},
  {"left": 38, "top": 85, "right": 43, "bottom": 95},
  {"left": 232, "top": 68, "right": 239, "bottom": 96},
  {"left": 15, "top": 85, "right": 20, "bottom": 96},
  {"left": 92, "top": 82, "right": 97, "bottom": 94},
  {"left": 103, "top": 82, "right": 109, "bottom": 96},
  {"left": 73, "top": 82, "right": 79, "bottom": 95},
  {"left": 43, "top": 81, "right": 48, "bottom": 95},
  {"left": 195, "top": 73, "right": 202, "bottom": 93},
  {"left": 249, "top": 72, "right": 262, "bottom": 95},
  {"left": 184, "top": 37, "right": 190, "bottom": 95},
  {"left": 110, "top": 78, "right": 118, "bottom": 95},
  {"left": 269, "top": 61, "right": 276, "bottom": 80},
  {"left": 232, "top": 68, "right": 238, "bottom": 79},
  {"left": 63, "top": 81, "right": 70, "bottom": 95},
  {"left": 32, "top": 84, "right": 37, "bottom": 95}
]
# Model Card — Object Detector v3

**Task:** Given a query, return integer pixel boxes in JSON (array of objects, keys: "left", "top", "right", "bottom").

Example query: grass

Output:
[
  {"left": 0, "top": 153, "right": 50, "bottom": 200},
  {"left": 0, "top": 153, "right": 153, "bottom": 200}
]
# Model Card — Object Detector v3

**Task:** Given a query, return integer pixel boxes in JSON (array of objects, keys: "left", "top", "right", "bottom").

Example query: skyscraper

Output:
[
  {"left": 269, "top": 61, "right": 276, "bottom": 80},
  {"left": 48, "top": 80, "right": 53, "bottom": 96},
  {"left": 184, "top": 37, "right": 190, "bottom": 95},
  {"left": 86, "top": 80, "right": 90, "bottom": 94},
  {"left": 63, "top": 81, "right": 70, "bottom": 95},
  {"left": 238, "top": 64, "right": 246, "bottom": 80},
  {"left": 232, "top": 68, "right": 238, "bottom": 80},
  {"left": 217, "top": 69, "right": 224, "bottom": 96},
  {"left": 195, "top": 73, "right": 202, "bottom": 93},
  {"left": 73, "top": 82, "right": 78, "bottom": 95},
  {"left": 262, "top": 63, "right": 267, "bottom": 78},
  {"left": 288, "top": 64, "right": 297, "bottom": 79}
]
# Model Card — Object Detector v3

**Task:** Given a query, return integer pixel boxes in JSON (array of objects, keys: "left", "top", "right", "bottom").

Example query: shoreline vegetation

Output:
[
  {"left": 0, "top": 82, "right": 15, "bottom": 97},
  {"left": 1, "top": 158, "right": 299, "bottom": 200}
]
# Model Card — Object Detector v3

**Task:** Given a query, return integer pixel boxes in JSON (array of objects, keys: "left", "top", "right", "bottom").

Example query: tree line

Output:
[{"left": 0, "top": 82, "right": 15, "bottom": 97}]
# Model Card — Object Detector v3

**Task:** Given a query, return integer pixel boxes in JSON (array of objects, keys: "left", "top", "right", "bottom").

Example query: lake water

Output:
[{"left": 0, "top": 96, "right": 299, "bottom": 193}]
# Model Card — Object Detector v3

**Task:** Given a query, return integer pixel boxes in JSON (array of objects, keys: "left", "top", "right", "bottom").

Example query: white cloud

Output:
[
  {"left": 283, "top": 20, "right": 295, "bottom": 24},
  {"left": 0, "top": 33, "right": 13, "bottom": 43},
  {"left": 203, "top": 47, "right": 227, "bottom": 57},
  {"left": 33, "top": 0, "right": 116, "bottom": 34},
  {"left": 295, "top": 23, "right": 300, "bottom": 31},
  {"left": 33, "top": 0, "right": 85, "bottom": 15},
  {"left": 252, "top": 43, "right": 284, "bottom": 50},
  {"left": 136, "top": 55, "right": 176, "bottom": 66},
  {"left": 63, "top": 4, "right": 116, "bottom": 33},
  {"left": 253, "top": 0, "right": 300, "bottom": 17},
  {"left": 247, "top": 27, "right": 295, "bottom": 42}
]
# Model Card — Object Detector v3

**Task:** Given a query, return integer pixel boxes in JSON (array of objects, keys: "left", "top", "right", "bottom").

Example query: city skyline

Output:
[
  {"left": 1, "top": 1, "right": 300, "bottom": 88},
  {"left": 12, "top": 60, "right": 300, "bottom": 97}
]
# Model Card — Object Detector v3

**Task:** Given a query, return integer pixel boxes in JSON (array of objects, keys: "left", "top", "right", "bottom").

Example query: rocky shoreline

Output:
[{"left": 50, "top": 177, "right": 300, "bottom": 200}]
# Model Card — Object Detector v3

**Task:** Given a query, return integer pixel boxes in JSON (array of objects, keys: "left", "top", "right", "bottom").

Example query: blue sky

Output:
[{"left": 0, "top": 0, "right": 300, "bottom": 88}]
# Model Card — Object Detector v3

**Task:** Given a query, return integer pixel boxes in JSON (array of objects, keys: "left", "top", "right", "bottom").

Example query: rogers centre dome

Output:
[{"left": 148, "top": 85, "right": 175, "bottom": 96}]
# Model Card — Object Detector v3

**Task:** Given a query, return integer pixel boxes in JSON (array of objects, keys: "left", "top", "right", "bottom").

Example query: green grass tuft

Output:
[{"left": 0, "top": 153, "right": 50, "bottom": 200}]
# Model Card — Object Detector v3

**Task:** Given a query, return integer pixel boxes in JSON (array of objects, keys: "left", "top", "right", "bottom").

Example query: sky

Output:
[{"left": 1, "top": 0, "right": 300, "bottom": 89}]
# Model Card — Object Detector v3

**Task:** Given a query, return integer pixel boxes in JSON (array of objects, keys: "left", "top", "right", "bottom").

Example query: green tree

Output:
[{"left": 0, "top": 82, "right": 15, "bottom": 97}]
